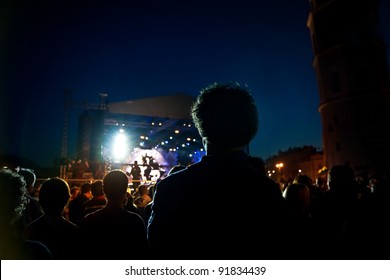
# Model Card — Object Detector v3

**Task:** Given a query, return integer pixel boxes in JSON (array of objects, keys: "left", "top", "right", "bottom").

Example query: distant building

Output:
[
  {"left": 266, "top": 146, "right": 324, "bottom": 183},
  {"left": 307, "top": 0, "right": 390, "bottom": 175}
]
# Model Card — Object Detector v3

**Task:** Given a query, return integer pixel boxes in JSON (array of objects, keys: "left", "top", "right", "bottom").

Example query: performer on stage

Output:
[{"left": 130, "top": 161, "right": 142, "bottom": 190}]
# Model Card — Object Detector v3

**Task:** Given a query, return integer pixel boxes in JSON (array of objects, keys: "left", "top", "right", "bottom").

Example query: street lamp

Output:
[
  {"left": 275, "top": 162, "right": 284, "bottom": 186},
  {"left": 276, "top": 162, "right": 284, "bottom": 172}
]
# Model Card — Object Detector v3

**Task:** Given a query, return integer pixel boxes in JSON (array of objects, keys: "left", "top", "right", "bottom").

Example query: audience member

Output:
[
  {"left": 67, "top": 182, "right": 92, "bottom": 225},
  {"left": 80, "top": 169, "right": 150, "bottom": 259},
  {"left": 315, "top": 175, "right": 328, "bottom": 193},
  {"left": 124, "top": 191, "right": 139, "bottom": 214},
  {"left": 133, "top": 184, "right": 153, "bottom": 223},
  {"left": 283, "top": 182, "right": 313, "bottom": 257},
  {"left": 18, "top": 168, "right": 44, "bottom": 227},
  {"left": 362, "top": 171, "right": 390, "bottom": 257},
  {"left": 147, "top": 82, "right": 287, "bottom": 259},
  {"left": 24, "top": 178, "right": 80, "bottom": 259},
  {"left": 312, "top": 165, "right": 367, "bottom": 259},
  {"left": 141, "top": 183, "right": 157, "bottom": 225},
  {"left": 167, "top": 164, "right": 187, "bottom": 176},
  {"left": 64, "top": 185, "right": 80, "bottom": 221},
  {"left": 83, "top": 180, "right": 107, "bottom": 216},
  {"left": 0, "top": 168, "right": 52, "bottom": 259},
  {"left": 70, "top": 186, "right": 81, "bottom": 200},
  {"left": 133, "top": 184, "right": 152, "bottom": 208}
]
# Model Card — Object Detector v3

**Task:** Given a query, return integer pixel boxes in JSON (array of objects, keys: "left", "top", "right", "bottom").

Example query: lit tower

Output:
[{"left": 307, "top": 0, "right": 390, "bottom": 174}]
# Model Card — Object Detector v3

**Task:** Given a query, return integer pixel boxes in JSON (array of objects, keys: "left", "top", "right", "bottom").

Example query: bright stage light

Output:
[{"left": 111, "top": 130, "right": 129, "bottom": 162}]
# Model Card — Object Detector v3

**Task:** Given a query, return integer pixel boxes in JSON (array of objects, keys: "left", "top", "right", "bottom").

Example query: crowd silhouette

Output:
[{"left": 1, "top": 82, "right": 390, "bottom": 260}]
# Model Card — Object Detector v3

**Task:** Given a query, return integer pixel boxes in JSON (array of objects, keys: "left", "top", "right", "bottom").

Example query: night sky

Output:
[{"left": 1, "top": 0, "right": 390, "bottom": 169}]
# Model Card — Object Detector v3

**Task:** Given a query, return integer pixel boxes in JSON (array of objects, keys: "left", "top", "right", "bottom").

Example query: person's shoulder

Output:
[
  {"left": 23, "top": 239, "right": 53, "bottom": 260},
  {"left": 247, "top": 171, "right": 282, "bottom": 194},
  {"left": 60, "top": 218, "right": 80, "bottom": 231},
  {"left": 123, "top": 208, "right": 143, "bottom": 219},
  {"left": 258, "top": 173, "right": 279, "bottom": 185},
  {"left": 25, "top": 215, "right": 45, "bottom": 229},
  {"left": 81, "top": 208, "right": 104, "bottom": 224},
  {"left": 153, "top": 171, "right": 186, "bottom": 193},
  {"left": 70, "top": 195, "right": 84, "bottom": 203},
  {"left": 120, "top": 209, "right": 146, "bottom": 229}
]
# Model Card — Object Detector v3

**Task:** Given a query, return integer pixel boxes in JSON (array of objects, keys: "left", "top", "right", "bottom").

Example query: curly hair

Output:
[
  {"left": 0, "top": 169, "right": 28, "bottom": 225},
  {"left": 191, "top": 82, "right": 259, "bottom": 148}
]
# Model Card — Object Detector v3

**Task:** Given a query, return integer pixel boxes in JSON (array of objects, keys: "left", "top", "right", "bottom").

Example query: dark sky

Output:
[{"left": 1, "top": 0, "right": 390, "bottom": 169}]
